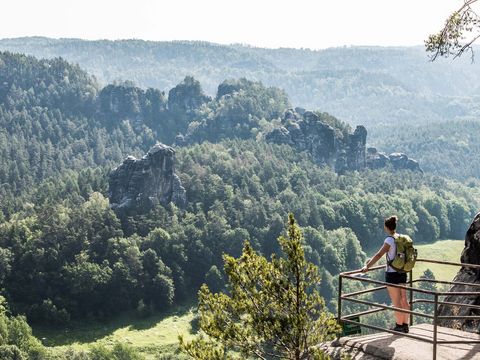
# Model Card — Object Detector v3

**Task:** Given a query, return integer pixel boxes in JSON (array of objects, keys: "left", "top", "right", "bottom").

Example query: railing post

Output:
[
  {"left": 433, "top": 293, "right": 438, "bottom": 360},
  {"left": 338, "top": 275, "right": 343, "bottom": 325},
  {"left": 409, "top": 269, "right": 413, "bottom": 326}
]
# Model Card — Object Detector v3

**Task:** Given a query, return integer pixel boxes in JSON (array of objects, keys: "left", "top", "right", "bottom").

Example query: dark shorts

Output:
[{"left": 385, "top": 271, "right": 407, "bottom": 284}]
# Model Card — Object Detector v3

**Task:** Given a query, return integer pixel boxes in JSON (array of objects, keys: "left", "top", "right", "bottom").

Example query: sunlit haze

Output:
[{"left": 1, "top": 0, "right": 459, "bottom": 49}]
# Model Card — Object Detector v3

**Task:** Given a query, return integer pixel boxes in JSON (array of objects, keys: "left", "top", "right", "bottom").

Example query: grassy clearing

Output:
[
  {"left": 413, "top": 239, "right": 464, "bottom": 282},
  {"left": 33, "top": 304, "right": 197, "bottom": 359}
]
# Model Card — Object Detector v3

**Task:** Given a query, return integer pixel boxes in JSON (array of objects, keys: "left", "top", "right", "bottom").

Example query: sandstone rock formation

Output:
[
  {"left": 109, "top": 143, "right": 186, "bottom": 215},
  {"left": 265, "top": 109, "right": 366, "bottom": 174},
  {"left": 365, "top": 147, "right": 389, "bottom": 169},
  {"left": 438, "top": 213, "right": 480, "bottom": 333},
  {"left": 366, "top": 148, "right": 422, "bottom": 172},
  {"left": 266, "top": 109, "right": 421, "bottom": 174},
  {"left": 168, "top": 75, "right": 211, "bottom": 115}
]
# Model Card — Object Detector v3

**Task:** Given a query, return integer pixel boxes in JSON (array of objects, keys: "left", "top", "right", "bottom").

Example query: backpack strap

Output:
[{"left": 385, "top": 235, "right": 396, "bottom": 265}]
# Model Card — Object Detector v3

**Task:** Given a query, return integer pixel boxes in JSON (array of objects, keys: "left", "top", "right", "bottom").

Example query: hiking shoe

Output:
[
  {"left": 391, "top": 323, "right": 407, "bottom": 333},
  {"left": 402, "top": 323, "right": 409, "bottom": 333}
]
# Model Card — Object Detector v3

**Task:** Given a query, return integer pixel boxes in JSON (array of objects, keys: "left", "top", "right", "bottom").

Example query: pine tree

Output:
[
  {"left": 180, "top": 214, "right": 340, "bottom": 359},
  {"left": 416, "top": 269, "right": 437, "bottom": 324}
]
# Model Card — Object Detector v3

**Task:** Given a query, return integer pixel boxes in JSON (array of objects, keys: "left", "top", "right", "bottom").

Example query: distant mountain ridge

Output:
[{"left": 2, "top": 37, "right": 480, "bottom": 127}]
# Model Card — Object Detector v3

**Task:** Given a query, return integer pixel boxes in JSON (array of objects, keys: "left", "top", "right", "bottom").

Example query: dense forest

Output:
[
  {"left": 0, "top": 51, "right": 290, "bottom": 211},
  {"left": 0, "top": 49, "right": 479, "bottom": 358},
  {"left": 369, "top": 120, "right": 480, "bottom": 180}
]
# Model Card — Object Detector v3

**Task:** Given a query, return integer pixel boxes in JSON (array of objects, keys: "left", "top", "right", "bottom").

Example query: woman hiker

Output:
[{"left": 361, "top": 215, "right": 410, "bottom": 333}]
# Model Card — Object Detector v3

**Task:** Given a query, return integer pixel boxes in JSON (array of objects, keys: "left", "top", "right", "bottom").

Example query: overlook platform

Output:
[
  {"left": 338, "top": 324, "right": 480, "bottom": 359},
  {"left": 338, "top": 258, "right": 480, "bottom": 360}
]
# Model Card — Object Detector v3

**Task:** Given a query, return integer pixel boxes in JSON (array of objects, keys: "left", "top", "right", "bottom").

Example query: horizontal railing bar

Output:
[
  {"left": 412, "top": 298, "right": 480, "bottom": 310},
  {"left": 437, "top": 339, "right": 480, "bottom": 344},
  {"left": 341, "top": 274, "right": 480, "bottom": 296},
  {"left": 437, "top": 315, "right": 480, "bottom": 320},
  {"left": 343, "top": 307, "right": 386, "bottom": 319},
  {"left": 412, "top": 278, "right": 480, "bottom": 288},
  {"left": 342, "top": 286, "right": 386, "bottom": 298},
  {"left": 435, "top": 290, "right": 480, "bottom": 296},
  {"left": 417, "top": 258, "right": 480, "bottom": 269},
  {"left": 340, "top": 265, "right": 384, "bottom": 276},
  {"left": 341, "top": 296, "right": 434, "bottom": 319},
  {"left": 340, "top": 318, "right": 434, "bottom": 343},
  {"left": 342, "top": 258, "right": 480, "bottom": 277},
  {"left": 341, "top": 274, "right": 436, "bottom": 295}
]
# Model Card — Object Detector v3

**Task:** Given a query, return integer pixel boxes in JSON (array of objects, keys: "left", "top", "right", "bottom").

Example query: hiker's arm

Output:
[{"left": 361, "top": 243, "right": 390, "bottom": 272}]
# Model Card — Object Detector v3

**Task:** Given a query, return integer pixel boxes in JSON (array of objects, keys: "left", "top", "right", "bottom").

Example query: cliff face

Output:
[
  {"left": 265, "top": 108, "right": 421, "bottom": 174},
  {"left": 438, "top": 213, "right": 480, "bottom": 332},
  {"left": 109, "top": 143, "right": 186, "bottom": 215}
]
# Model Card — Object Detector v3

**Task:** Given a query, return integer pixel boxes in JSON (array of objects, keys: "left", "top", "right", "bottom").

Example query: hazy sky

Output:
[{"left": 1, "top": 0, "right": 459, "bottom": 49}]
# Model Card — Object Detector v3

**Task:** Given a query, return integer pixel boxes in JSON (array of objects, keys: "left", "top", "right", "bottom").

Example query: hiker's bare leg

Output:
[
  {"left": 387, "top": 286, "right": 403, "bottom": 325},
  {"left": 399, "top": 285, "right": 409, "bottom": 324}
]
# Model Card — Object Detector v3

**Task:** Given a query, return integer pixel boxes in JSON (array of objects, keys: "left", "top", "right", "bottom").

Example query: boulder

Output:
[
  {"left": 406, "top": 158, "right": 422, "bottom": 172},
  {"left": 265, "top": 126, "right": 292, "bottom": 145},
  {"left": 365, "top": 149, "right": 422, "bottom": 173},
  {"left": 388, "top": 152, "right": 409, "bottom": 169},
  {"left": 366, "top": 147, "right": 389, "bottom": 169},
  {"left": 294, "top": 106, "right": 306, "bottom": 115},
  {"left": 438, "top": 213, "right": 480, "bottom": 333},
  {"left": 284, "top": 108, "right": 300, "bottom": 121}
]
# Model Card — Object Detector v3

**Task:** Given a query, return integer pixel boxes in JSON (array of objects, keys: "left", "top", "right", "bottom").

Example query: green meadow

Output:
[
  {"left": 34, "top": 305, "right": 196, "bottom": 359},
  {"left": 413, "top": 240, "right": 465, "bottom": 282}
]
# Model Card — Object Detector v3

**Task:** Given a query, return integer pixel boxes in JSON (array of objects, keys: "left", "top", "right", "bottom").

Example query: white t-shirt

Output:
[{"left": 384, "top": 236, "right": 397, "bottom": 273}]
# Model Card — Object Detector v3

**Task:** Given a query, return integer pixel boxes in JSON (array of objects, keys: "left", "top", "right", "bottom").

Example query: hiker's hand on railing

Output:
[{"left": 361, "top": 258, "right": 371, "bottom": 273}]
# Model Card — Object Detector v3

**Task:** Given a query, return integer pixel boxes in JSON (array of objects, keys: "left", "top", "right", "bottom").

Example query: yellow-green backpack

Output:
[{"left": 387, "top": 234, "right": 418, "bottom": 273}]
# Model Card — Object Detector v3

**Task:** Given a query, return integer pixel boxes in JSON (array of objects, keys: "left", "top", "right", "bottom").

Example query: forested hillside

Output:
[
  {"left": 369, "top": 120, "right": 480, "bottom": 180},
  {"left": 4, "top": 38, "right": 480, "bottom": 183},
  {"left": 0, "top": 51, "right": 290, "bottom": 214},
  {"left": 2, "top": 37, "right": 480, "bottom": 127},
  {"left": 0, "top": 50, "right": 478, "bottom": 336}
]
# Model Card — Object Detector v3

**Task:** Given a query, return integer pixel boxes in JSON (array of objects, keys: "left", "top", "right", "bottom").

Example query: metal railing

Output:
[{"left": 338, "top": 258, "right": 480, "bottom": 360}]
